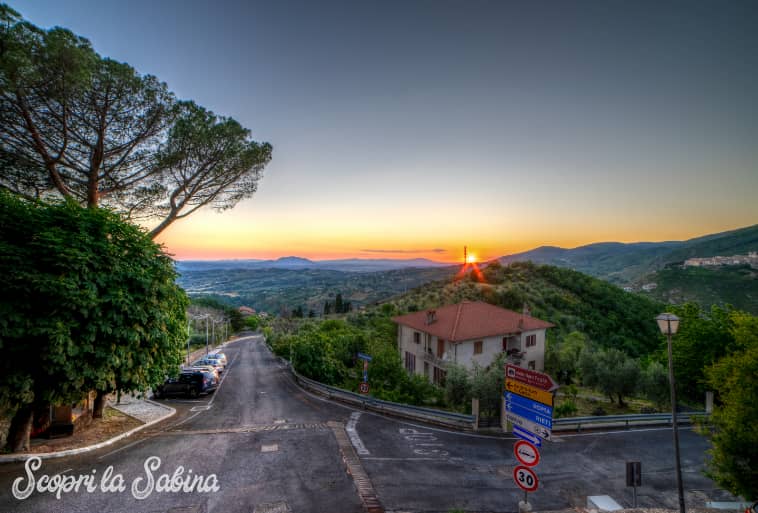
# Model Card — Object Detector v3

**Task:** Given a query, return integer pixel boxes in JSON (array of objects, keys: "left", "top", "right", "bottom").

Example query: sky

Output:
[{"left": 9, "top": 0, "right": 758, "bottom": 262}]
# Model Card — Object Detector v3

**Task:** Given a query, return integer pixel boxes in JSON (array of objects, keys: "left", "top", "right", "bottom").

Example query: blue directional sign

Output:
[
  {"left": 505, "top": 400, "right": 553, "bottom": 429},
  {"left": 357, "top": 352, "right": 373, "bottom": 361},
  {"left": 505, "top": 392, "right": 553, "bottom": 417},
  {"left": 513, "top": 425, "right": 542, "bottom": 447}
]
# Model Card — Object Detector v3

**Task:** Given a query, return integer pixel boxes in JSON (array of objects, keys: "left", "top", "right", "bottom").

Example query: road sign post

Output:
[
  {"left": 358, "top": 352, "right": 371, "bottom": 392},
  {"left": 505, "top": 365, "right": 556, "bottom": 512}
]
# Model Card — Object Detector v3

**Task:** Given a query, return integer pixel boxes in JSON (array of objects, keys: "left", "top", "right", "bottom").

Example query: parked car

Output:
[
  {"left": 153, "top": 370, "right": 217, "bottom": 398},
  {"left": 208, "top": 352, "right": 227, "bottom": 366},
  {"left": 185, "top": 365, "right": 219, "bottom": 383},
  {"left": 192, "top": 358, "right": 224, "bottom": 374}
]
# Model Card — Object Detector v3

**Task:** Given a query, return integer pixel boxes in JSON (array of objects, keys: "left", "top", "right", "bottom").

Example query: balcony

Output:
[
  {"left": 422, "top": 348, "right": 446, "bottom": 366},
  {"left": 505, "top": 347, "right": 525, "bottom": 365}
]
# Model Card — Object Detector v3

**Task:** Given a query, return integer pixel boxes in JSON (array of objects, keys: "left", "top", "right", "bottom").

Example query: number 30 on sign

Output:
[{"left": 513, "top": 465, "right": 539, "bottom": 492}]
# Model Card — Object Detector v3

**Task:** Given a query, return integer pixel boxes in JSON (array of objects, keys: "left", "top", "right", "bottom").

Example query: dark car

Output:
[{"left": 154, "top": 370, "right": 217, "bottom": 399}]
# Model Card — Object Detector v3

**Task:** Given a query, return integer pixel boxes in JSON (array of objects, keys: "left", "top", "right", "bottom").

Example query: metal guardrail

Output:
[
  {"left": 284, "top": 360, "right": 477, "bottom": 430},
  {"left": 274, "top": 348, "right": 709, "bottom": 434},
  {"left": 553, "top": 411, "right": 708, "bottom": 432}
]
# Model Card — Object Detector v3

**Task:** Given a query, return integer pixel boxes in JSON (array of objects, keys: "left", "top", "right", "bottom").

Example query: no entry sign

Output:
[{"left": 514, "top": 440, "right": 540, "bottom": 467}]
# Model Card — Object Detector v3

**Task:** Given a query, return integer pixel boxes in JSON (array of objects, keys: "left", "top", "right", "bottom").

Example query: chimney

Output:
[
  {"left": 522, "top": 303, "right": 531, "bottom": 317},
  {"left": 426, "top": 310, "right": 437, "bottom": 325}
]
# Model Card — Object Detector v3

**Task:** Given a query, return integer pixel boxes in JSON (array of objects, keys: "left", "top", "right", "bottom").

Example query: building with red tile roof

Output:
[{"left": 392, "top": 301, "right": 553, "bottom": 384}]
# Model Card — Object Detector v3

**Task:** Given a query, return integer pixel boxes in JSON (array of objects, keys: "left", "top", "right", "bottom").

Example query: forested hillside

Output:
[
  {"left": 645, "top": 265, "right": 758, "bottom": 314},
  {"left": 388, "top": 261, "right": 665, "bottom": 356},
  {"left": 499, "top": 224, "right": 758, "bottom": 286}
]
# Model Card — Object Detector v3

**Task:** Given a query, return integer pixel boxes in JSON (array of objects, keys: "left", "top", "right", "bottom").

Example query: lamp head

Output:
[{"left": 656, "top": 313, "right": 680, "bottom": 336}]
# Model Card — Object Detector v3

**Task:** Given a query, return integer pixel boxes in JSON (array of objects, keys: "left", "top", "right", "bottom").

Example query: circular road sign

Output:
[
  {"left": 513, "top": 465, "right": 539, "bottom": 493},
  {"left": 359, "top": 382, "right": 370, "bottom": 394},
  {"left": 514, "top": 440, "right": 540, "bottom": 467}
]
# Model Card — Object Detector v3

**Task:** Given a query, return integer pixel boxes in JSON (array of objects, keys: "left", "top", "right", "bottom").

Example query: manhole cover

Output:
[
  {"left": 253, "top": 501, "right": 291, "bottom": 513},
  {"left": 261, "top": 444, "right": 279, "bottom": 453}
]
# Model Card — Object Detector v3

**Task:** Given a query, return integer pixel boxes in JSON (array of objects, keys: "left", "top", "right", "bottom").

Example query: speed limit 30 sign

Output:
[{"left": 513, "top": 465, "right": 539, "bottom": 492}]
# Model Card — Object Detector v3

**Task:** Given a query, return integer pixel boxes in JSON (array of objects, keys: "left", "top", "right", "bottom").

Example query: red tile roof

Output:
[{"left": 392, "top": 301, "right": 554, "bottom": 342}]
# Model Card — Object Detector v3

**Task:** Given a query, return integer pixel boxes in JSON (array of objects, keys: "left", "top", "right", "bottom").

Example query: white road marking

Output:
[
  {"left": 361, "top": 457, "right": 446, "bottom": 461},
  {"left": 98, "top": 437, "right": 148, "bottom": 460},
  {"left": 346, "top": 412, "right": 370, "bottom": 455},
  {"left": 261, "top": 443, "right": 279, "bottom": 453}
]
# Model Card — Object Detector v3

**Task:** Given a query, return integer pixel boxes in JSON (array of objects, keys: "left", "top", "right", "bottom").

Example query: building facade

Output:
[{"left": 393, "top": 301, "right": 553, "bottom": 385}]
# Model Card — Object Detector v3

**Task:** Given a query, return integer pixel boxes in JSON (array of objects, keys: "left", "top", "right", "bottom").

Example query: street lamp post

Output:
[{"left": 656, "top": 313, "right": 685, "bottom": 513}]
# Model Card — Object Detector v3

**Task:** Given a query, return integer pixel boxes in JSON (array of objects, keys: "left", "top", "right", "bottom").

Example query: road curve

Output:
[{"left": 0, "top": 335, "right": 735, "bottom": 513}]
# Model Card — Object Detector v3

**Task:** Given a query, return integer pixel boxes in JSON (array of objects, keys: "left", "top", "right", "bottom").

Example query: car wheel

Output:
[{"left": 190, "top": 387, "right": 200, "bottom": 398}]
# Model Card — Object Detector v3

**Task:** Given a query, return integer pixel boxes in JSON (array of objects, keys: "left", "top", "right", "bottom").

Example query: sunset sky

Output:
[{"left": 12, "top": 1, "right": 758, "bottom": 262}]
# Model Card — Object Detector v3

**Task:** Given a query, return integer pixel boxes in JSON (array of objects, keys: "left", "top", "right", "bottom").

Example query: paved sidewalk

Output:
[{"left": 108, "top": 393, "right": 172, "bottom": 423}]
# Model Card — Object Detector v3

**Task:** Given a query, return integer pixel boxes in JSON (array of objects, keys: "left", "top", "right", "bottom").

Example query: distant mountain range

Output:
[
  {"left": 175, "top": 223, "right": 758, "bottom": 314},
  {"left": 497, "top": 223, "right": 758, "bottom": 286},
  {"left": 176, "top": 256, "right": 452, "bottom": 273}
]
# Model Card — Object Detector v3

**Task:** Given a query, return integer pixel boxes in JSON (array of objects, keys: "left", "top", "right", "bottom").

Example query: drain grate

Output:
[
  {"left": 329, "top": 421, "right": 384, "bottom": 513},
  {"left": 253, "top": 501, "right": 291, "bottom": 513}
]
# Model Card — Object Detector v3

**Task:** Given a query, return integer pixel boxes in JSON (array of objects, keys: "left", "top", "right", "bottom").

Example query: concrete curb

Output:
[{"left": 0, "top": 401, "right": 176, "bottom": 464}]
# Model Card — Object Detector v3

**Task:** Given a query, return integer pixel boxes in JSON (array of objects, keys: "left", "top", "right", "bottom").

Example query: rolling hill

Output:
[
  {"left": 498, "top": 224, "right": 758, "bottom": 285},
  {"left": 497, "top": 224, "right": 758, "bottom": 313},
  {"left": 381, "top": 261, "right": 666, "bottom": 357}
]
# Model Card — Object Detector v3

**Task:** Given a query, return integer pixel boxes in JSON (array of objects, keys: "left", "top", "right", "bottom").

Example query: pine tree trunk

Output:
[
  {"left": 92, "top": 390, "right": 108, "bottom": 419},
  {"left": 5, "top": 405, "right": 34, "bottom": 453}
]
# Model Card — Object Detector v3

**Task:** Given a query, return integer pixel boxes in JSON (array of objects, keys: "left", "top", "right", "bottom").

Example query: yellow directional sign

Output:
[{"left": 505, "top": 379, "right": 554, "bottom": 406}]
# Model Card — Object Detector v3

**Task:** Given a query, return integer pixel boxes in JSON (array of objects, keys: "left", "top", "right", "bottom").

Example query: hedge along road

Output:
[{"left": 0, "top": 335, "right": 736, "bottom": 513}]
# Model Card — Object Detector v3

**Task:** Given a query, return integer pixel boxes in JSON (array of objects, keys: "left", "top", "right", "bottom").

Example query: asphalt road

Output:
[{"left": 0, "top": 335, "right": 736, "bottom": 513}]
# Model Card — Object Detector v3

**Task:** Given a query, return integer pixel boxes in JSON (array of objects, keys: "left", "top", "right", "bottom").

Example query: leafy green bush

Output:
[{"left": 554, "top": 401, "right": 578, "bottom": 418}]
